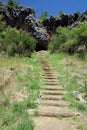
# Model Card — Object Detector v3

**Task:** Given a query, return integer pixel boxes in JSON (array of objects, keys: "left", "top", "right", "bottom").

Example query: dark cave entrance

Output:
[{"left": 35, "top": 42, "right": 48, "bottom": 51}]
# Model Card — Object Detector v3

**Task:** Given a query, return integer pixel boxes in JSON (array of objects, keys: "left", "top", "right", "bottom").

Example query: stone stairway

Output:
[{"left": 33, "top": 51, "right": 78, "bottom": 130}]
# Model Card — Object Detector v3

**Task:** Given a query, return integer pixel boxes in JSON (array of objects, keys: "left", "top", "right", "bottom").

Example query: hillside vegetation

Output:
[
  {"left": 49, "top": 22, "right": 87, "bottom": 59},
  {"left": 0, "top": 54, "right": 41, "bottom": 130},
  {"left": 0, "top": 15, "right": 37, "bottom": 57},
  {"left": 45, "top": 52, "right": 87, "bottom": 128},
  {"left": 0, "top": 1, "right": 87, "bottom": 129}
]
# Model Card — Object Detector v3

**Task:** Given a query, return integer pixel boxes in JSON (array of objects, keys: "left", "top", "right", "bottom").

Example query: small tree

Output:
[
  {"left": 49, "top": 22, "right": 87, "bottom": 55},
  {"left": 70, "top": 22, "right": 87, "bottom": 49},
  {"left": 6, "top": 0, "right": 19, "bottom": 8},
  {"left": 3, "top": 27, "right": 36, "bottom": 56},
  {"left": 39, "top": 11, "right": 48, "bottom": 21},
  {"left": 49, "top": 26, "right": 69, "bottom": 53}
]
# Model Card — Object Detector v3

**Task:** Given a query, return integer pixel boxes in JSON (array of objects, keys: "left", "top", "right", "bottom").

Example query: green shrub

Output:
[
  {"left": 0, "top": 15, "right": 6, "bottom": 32},
  {"left": 70, "top": 102, "right": 86, "bottom": 111},
  {"left": 49, "top": 26, "right": 69, "bottom": 53},
  {"left": 49, "top": 34, "right": 59, "bottom": 53},
  {"left": 70, "top": 22, "right": 87, "bottom": 48},
  {"left": 2, "top": 27, "right": 36, "bottom": 56},
  {"left": 6, "top": 0, "right": 19, "bottom": 8},
  {"left": 49, "top": 22, "right": 87, "bottom": 55},
  {"left": 7, "top": 43, "right": 16, "bottom": 56}
]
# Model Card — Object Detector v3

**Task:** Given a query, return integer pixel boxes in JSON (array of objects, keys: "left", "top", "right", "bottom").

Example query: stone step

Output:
[
  {"left": 41, "top": 86, "right": 64, "bottom": 91},
  {"left": 44, "top": 77, "right": 57, "bottom": 79},
  {"left": 42, "top": 90, "right": 65, "bottom": 95},
  {"left": 43, "top": 79, "right": 58, "bottom": 83},
  {"left": 38, "top": 106, "right": 74, "bottom": 118},
  {"left": 34, "top": 117, "right": 78, "bottom": 130},
  {"left": 42, "top": 73, "right": 56, "bottom": 78},
  {"left": 42, "top": 66, "right": 52, "bottom": 69},
  {"left": 41, "top": 64, "right": 52, "bottom": 69},
  {"left": 43, "top": 79, "right": 58, "bottom": 82},
  {"left": 43, "top": 72, "right": 54, "bottom": 74},
  {"left": 44, "top": 82, "right": 59, "bottom": 85},
  {"left": 42, "top": 69, "right": 52, "bottom": 72},
  {"left": 40, "top": 100, "right": 69, "bottom": 107},
  {"left": 43, "top": 73, "right": 55, "bottom": 75},
  {"left": 40, "top": 61, "right": 48, "bottom": 64},
  {"left": 43, "top": 70, "right": 54, "bottom": 74},
  {"left": 42, "top": 75, "right": 56, "bottom": 78},
  {"left": 42, "top": 95, "right": 64, "bottom": 100},
  {"left": 42, "top": 67, "right": 51, "bottom": 69},
  {"left": 43, "top": 69, "right": 52, "bottom": 71},
  {"left": 39, "top": 56, "right": 44, "bottom": 57},
  {"left": 43, "top": 71, "right": 54, "bottom": 74}
]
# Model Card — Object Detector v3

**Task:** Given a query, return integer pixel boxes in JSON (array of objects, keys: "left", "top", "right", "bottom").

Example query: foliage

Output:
[
  {"left": 49, "top": 22, "right": 87, "bottom": 55},
  {"left": 70, "top": 22, "right": 87, "bottom": 49},
  {"left": 0, "top": 53, "right": 41, "bottom": 130},
  {"left": 77, "top": 124, "right": 87, "bottom": 130},
  {"left": 16, "top": 114, "right": 34, "bottom": 130},
  {"left": 39, "top": 11, "right": 48, "bottom": 21},
  {"left": 0, "top": 3, "right": 37, "bottom": 57},
  {"left": 1, "top": 27, "right": 36, "bottom": 56},
  {"left": 0, "top": 15, "right": 6, "bottom": 52},
  {"left": 45, "top": 52, "right": 87, "bottom": 113},
  {"left": 6, "top": 0, "right": 19, "bottom": 8},
  {"left": 49, "top": 26, "right": 69, "bottom": 53},
  {"left": 0, "top": 15, "right": 6, "bottom": 32},
  {"left": 70, "top": 102, "right": 86, "bottom": 111}
]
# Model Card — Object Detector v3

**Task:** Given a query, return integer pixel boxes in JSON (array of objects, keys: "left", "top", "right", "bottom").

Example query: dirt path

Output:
[{"left": 33, "top": 51, "right": 84, "bottom": 130}]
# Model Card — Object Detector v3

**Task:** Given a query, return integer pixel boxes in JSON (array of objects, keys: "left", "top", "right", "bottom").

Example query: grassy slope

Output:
[
  {"left": 0, "top": 53, "right": 41, "bottom": 130},
  {"left": 45, "top": 52, "right": 87, "bottom": 129}
]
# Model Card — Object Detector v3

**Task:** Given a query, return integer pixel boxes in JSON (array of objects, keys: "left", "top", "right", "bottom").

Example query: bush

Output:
[
  {"left": 6, "top": 0, "right": 19, "bottom": 8},
  {"left": 49, "top": 34, "right": 59, "bottom": 53},
  {"left": 71, "top": 22, "right": 87, "bottom": 49},
  {"left": 2, "top": 27, "right": 37, "bottom": 56},
  {"left": 49, "top": 26, "right": 69, "bottom": 53},
  {"left": 7, "top": 42, "right": 16, "bottom": 56},
  {"left": 0, "top": 15, "right": 6, "bottom": 32},
  {"left": 49, "top": 22, "right": 87, "bottom": 55}
]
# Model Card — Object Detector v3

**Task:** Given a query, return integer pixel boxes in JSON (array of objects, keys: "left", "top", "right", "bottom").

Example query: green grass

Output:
[
  {"left": 77, "top": 124, "right": 87, "bottom": 130},
  {"left": 45, "top": 52, "right": 87, "bottom": 129},
  {"left": 16, "top": 113, "right": 34, "bottom": 130},
  {"left": 70, "top": 102, "right": 86, "bottom": 111},
  {"left": 45, "top": 52, "right": 87, "bottom": 112},
  {"left": 0, "top": 53, "right": 41, "bottom": 130}
]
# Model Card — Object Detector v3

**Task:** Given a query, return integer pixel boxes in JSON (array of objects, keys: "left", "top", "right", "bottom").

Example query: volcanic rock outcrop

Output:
[
  {"left": 0, "top": 2, "right": 49, "bottom": 50},
  {"left": 43, "top": 11, "right": 87, "bottom": 33},
  {"left": 1, "top": 1, "right": 87, "bottom": 50}
]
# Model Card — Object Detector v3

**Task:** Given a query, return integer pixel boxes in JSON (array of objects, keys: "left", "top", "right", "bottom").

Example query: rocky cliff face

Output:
[
  {"left": 0, "top": 2, "right": 87, "bottom": 50},
  {"left": 43, "top": 11, "right": 87, "bottom": 33},
  {"left": 0, "top": 2, "right": 49, "bottom": 50}
]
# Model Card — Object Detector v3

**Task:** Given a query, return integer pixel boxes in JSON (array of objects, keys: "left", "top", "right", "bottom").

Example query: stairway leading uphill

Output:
[{"left": 33, "top": 51, "right": 79, "bottom": 130}]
